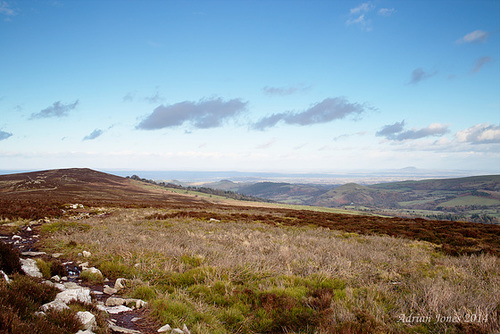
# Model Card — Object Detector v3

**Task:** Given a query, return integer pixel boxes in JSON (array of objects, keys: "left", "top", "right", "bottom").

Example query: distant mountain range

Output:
[{"left": 196, "top": 175, "right": 500, "bottom": 224}]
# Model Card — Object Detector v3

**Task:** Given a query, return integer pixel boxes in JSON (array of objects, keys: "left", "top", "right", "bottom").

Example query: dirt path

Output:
[{"left": 1, "top": 223, "right": 162, "bottom": 334}]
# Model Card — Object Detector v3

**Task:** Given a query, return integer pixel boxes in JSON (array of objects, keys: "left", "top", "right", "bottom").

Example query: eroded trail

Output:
[{"left": 1, "top": 222, "right": 163, "bottom": 334}]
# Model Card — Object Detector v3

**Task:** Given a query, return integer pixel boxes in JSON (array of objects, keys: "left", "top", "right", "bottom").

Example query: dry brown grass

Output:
[{"left": 39, "top": 208, "right": 500, "bottom": 333}]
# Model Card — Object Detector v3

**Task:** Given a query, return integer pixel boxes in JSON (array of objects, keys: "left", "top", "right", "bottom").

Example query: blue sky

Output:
[{"left": 1, "top": 0, "right": 499, "bottom": 173}]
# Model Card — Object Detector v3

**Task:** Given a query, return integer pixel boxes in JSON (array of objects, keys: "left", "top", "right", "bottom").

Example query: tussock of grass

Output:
[{"left": 40, "top": 208, "right": 500, "bottom": 333}]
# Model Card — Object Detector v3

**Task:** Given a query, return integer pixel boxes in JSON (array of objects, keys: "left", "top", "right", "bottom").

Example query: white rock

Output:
[
  {"left": 106, "top": 297, "right": 126, "bottom": 306},
  {"left": 182, "top": 324, "right": 191, "bottom": 334},
  {"left": 115, "top": 278, "right": 128, "bottom": 290},
  {"left": 107, "top": 321, "right": 140, "bottom": 334},
  {"left": 43, "top": 280, "right": 66, "bottom": 291},
  {"left": 157, "top": 324, "right": 172, "bottom": 332},
  {"left": 12, "top": 235, "right": 21, "bottom": 239},
  {"left": 104, "top": 305, "right": 133, "bottom": 314},
  {"left": 52, "top": 253, "right": 63, "bottom": 258},
  {"left": 0, "top": 270, "right": 11, "bottom": 284},
  {"left": 26, "top": 227, "right": 32, "bottom": 231},
  {"left": 172, "top": 329, "right": 184, "bottom": 334},
  {"left": 55, "top": 287, "right": 91, "bottom": 304},
  {"left": 131, "top": 317, "right": 141, "bottom": 322},
  {"left": 103, "top": 285, "right": 117, "bottom": 295},
  {"left": 20, "top": 258, "right": 43, "bottom": 278},
  {"left": 40, "top": 300, "right": 70, "bottom": 312},
  {"left": 82, "top": 251, "right": 91, "bottom": 258},
  {"left": 51, "top": 275, "right": 61, "bottom": 281},
  {"left": 76, "top": 330, "right": 94, "bottom": 334},
  {"left": 21, "top": 251, "right": 46, "bottom": 256},
  {"left": 76, "top": 311, "right": 96, "bottom": 330}
]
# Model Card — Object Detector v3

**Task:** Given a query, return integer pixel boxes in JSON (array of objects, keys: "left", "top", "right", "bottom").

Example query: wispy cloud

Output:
[
  {"left": 30, "top": 100, "right": 79, "bottom": 119},
  {"left": 347, "top": 2, "right": 394, "bottom": 31},
  {"left": 0, "top": 129, "right": 13, "bottom": 141},
  {"left": 376, "top": 120, "right": 449, "bottom": 141},
  {"left": 378, "top": 8, "right": 396, "bottom": 16},
  {"left": 253, "top": 97, "right": 369, "bottom": 130},
  {"left": 472, "top": 56, "right": 492, "bottom": 73},
  {"left": 0, "top": 1, "right": 16, "bottom": 19},
  {"left": 333, "top": 131, "right": 366, "bottom": 141},
  {"left": 409, "top": 68, "right": 437, "bottom": 84},
  {"left": 83, "top": 129, "right": 104, "bottom": 141},
  {"left": 137, "top": 97, "right": 248, "bottom": 130},
  {"left": 456, "top": 123, "right": 500, "bottom": 144},
  {"left": 350, "top": 2, "right": 375, "bottom": 14},
  {"left": 263, "top": 84, "right": 311, "bottom": 96},
  {"left": 457, "top": 30, "right": 489, "bottom": 44}
]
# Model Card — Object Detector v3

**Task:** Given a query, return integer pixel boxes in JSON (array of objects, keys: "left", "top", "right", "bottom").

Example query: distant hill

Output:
[
  {"left": 197, "top": 175, "right": 500, "bottom": 223},
  {"left": 0, "top": 168, "right": 211, "bottom": 219}
]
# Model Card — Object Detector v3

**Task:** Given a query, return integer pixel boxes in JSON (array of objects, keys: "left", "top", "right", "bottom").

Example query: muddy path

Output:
[{"left": 1, "top": 222, "right": 162, "bottom": 334}]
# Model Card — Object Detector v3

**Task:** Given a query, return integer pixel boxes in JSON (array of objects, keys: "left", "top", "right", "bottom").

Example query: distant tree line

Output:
[{"left": 127, "top": 175, "right": 273, "bottom": 203}]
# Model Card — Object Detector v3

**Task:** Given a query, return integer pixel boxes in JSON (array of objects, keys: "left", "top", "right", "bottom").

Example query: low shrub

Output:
[{"left": 0, "top": 241, "right": 22, "bottom": 274}]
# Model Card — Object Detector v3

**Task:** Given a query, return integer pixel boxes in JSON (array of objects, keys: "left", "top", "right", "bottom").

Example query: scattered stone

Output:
[
  {"left": 104, "top": 305, "right": 133, "bottom": 314},
  {"left": 182, "top": 324, "right": 191, "bottom": 334},
  {"left": 34, "top": 311, "right": 46, "bottom": 317},
  {"left": 131, "top": 317, "right": 141, "bottom": 322},
  {"left": 61, "top": 276, "right": 68, "bottom": 281},
  {"left": 172, "top": 329, "right": 184, "bottom": 334},
  {"left": 21, "top": 251, "right": 46, "bottom": 256},
  {"left": 115, "top": 278, "right": 128, "bottom": 290},
  {"left": 124, "top": 298, "right": 147, "bottom": 309},
  {"left": 106, "top": 297, "right": 126, "bottom": 307},
  {"left": 80, "top": 262, "right": 89, "bottom": 268},
  {"left": 77, "top": 311, "right": 97, "bottom": 330},
  {"left": 107, "top": 321, "right": 141, "bottom": 334},
  {"left": 103, "top": 285, "right": 117, "bottom": 295},
  {"left": 82, "top": 250, "right": 91, "bottom": 258},
  {"left": 40, "top": 300, "right": 70, "bottom": 312},
  {"left": 12, "top": 235, "right": 21, "bottom": 240},
  {"left": 92, "top": 290, "right": 103, "bottom": 295},
  {"left": 52, "top": 253, "right": 63, "bottom": 258},
  {"left": 51, "top": 275, "right": 61, "bottom": 281},
  {"left": 82, "top": 267, "right": 103, "bottom": 277},
  {"left": 55, "top": 287, "right": 91, "bottom": 304},
  {"left": 20, "top": 258, "right": 43, "bottom": 278},
  {"left": 209, "top": 218, "right": 220, "bottom": 223},
  {"left": 158, "top": 324, "right": 172, "bottom": 332},
  {"left": 26, "top": 227, "right": 32, "bottom": 232}
]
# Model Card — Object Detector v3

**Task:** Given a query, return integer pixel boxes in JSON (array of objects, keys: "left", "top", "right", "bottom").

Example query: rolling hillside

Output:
[{"left": 198, "top": 175, "right": 500, "bottom": 223}]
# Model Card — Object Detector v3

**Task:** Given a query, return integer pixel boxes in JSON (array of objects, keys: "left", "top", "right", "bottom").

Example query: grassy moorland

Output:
[
  {"left": 1, "top": 169, "right": 500, "bottom": 333},
  {"left": 37, "top": 207, "right": 500, "bottom": 333}
]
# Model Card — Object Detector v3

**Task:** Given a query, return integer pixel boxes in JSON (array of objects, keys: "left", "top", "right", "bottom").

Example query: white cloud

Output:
[
  {"left": 0, "top": 129, "right": 13, "bottom": 141},
  {"left": 30, "top": 100, "right": 79, "bottom": 119},
  {"left": 456, "top": 123, "right": 500, "bottom": 144},
  {"left": 350, "top": 2, "right": 374, "bottom": 14},
  {"left": 83, "top": 129, "right": 104, "bottom": 141},
  {"left": 376, "top": 121, "right": 449, "bottom": 141},
  {"left": 263, "top": 84, "right": 311, "bottom": 96},
  {"left": 457, "top": 30, "right": 489, "bottom": 44},
  {"left": 253, "top": 97, "right": 369, "bottom": 130},
  {"left": 137, "top": 97, "right": 248, "bottom": 130}
]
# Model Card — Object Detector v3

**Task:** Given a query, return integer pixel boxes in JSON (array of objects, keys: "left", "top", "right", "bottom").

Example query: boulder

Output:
[
  {"left": 55, "top": 287, "right": 91, "bottom": 304},
  {"left": 76, "top": 311, "right": 97, "bottom": 330},
  {"left": 157, "top": 324, "right": 171, "bottom": 332},
  {"left": 40, "top": 300, "right": 70, "bottom": 312},
  {"left": 115, "top": 278, "right": 128, "bottom": 290},
  {"left": 103, "top": 285, "right": 117, "bottom": 295},
  {"left": 20, "top": 258, "right": 42, "bottom": 278}
]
